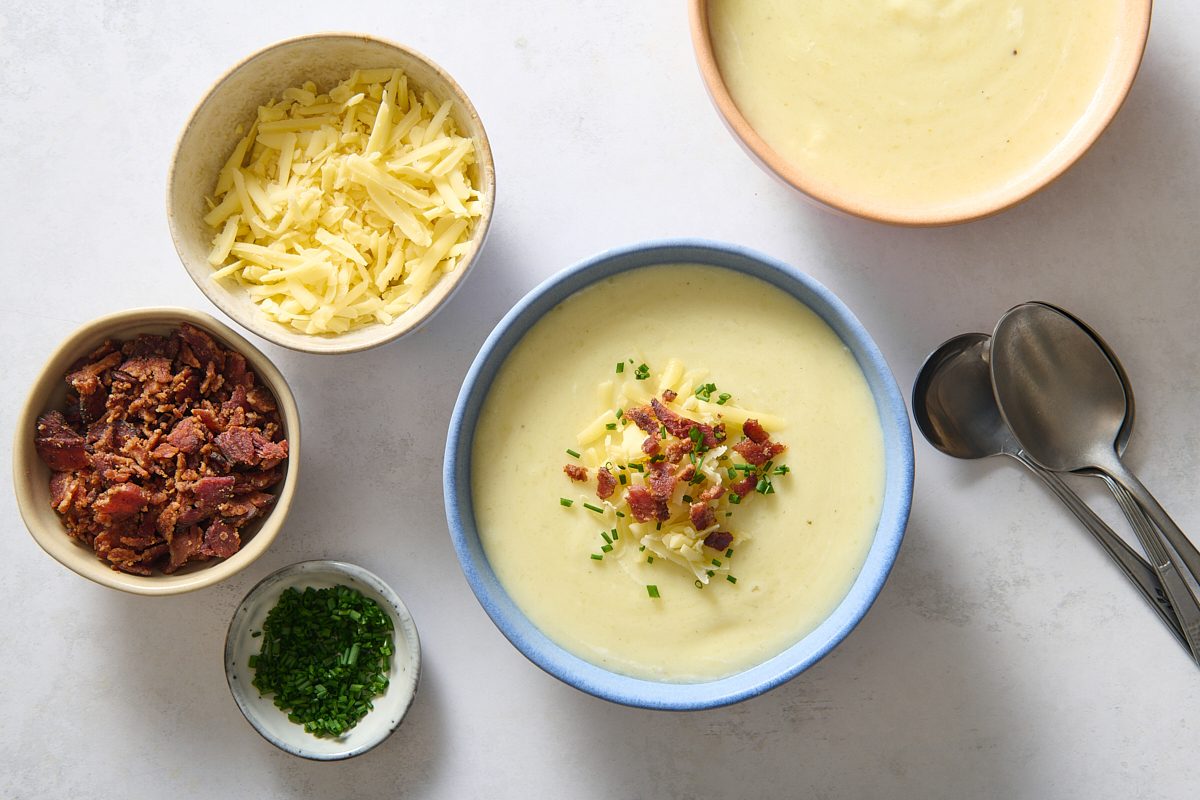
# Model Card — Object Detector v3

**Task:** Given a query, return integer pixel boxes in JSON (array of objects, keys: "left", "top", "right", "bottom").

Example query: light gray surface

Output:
[{"left": 2, "top": 2, "right": 1198, "bottom": 798}]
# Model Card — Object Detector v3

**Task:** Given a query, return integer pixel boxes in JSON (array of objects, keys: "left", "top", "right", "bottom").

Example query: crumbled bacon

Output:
[
  {"left": 34, "top": 411, "right": 90, "bottom": 471},
  {"left": 646, "top": 461, "right": 677, "bottom": 501},
  {"left": 94, "top": 483, "right": 148, "bottom": 520},
  {"left": 202, "top": 518, "right": 240, "bottom": 559},
  {"left": 650, "top": 399, "right": 725, "bottom": 448},
  {"left": 733, "top": 438, "right": 786, "bottom": 466},
  {"left": 625, "top": 486, "right": 658, "bottom": 522},
  {"left": 742, "top": 418, "right": 769, "bottom": 444},
  {"left": 664, "top": 440, "right": 692, "bottom": 463},
  {"left": 689, "top": 502, "right": 716, "bottom": 531},
  {"left": 662, "top": 389, "right": 677, "bottom": 402},
  {"left": 624, "top": 405, "right": 658, "bottom": 435},
  {"left": 596, "top": 467, "right": 616, "bottom": 500},
  {"left": 675, "top": 463, "right": 696, "bottom": 482},
  {"left": 641, "top": 436, "right": 660, "bottom": 456},
  {"left": 31, "top": 325, "right": 288, "bottom": 575},
  {"left": 731, "top": 474, "right": 758, "bottom": 498},
  {"left": 703, "top": 531, "right": 734, "bottom": 552},
  {"left": 563, "top": 463, "right": 589, "bottom": 482},
  {"left": 699, "top": 482, "right": 726, "bottom": 502}
]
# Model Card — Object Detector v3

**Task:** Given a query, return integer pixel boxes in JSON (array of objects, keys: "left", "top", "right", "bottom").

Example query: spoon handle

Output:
[
  {"left": 1101, "top": 459, "right": 1200, "bottom": 659},
  {"left": 1016, "top": 454, "right": 1187, "bottom": 650},
  {"left": 1102, "top": 475, "right": 1200, "bottom": 660}
]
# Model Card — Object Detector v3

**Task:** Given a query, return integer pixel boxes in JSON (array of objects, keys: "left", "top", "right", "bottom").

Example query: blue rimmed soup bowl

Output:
[{"left": 444, "top": 239, "right": 913, "bottom": 709}]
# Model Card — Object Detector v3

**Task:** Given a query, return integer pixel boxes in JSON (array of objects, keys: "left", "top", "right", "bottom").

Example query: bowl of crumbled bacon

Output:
[{"left": 13, "top": 307, "right": 299, "bottom": 595}]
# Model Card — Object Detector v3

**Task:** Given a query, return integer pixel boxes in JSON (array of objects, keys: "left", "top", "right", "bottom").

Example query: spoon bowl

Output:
[{"left": 990, "top": 304, "right": 1128, "bottom": 473}]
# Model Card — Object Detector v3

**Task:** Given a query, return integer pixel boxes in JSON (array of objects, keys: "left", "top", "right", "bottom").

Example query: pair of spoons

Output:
[{"left": 913, "top": 302, "right": 1200, "bottom": 661}]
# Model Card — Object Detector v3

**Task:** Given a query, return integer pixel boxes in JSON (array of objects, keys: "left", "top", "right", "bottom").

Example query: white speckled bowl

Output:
[
  {"left": 225, "top": 560, "right": 421, "bottom": 761},
  {"left": 168, "top": 32, "right": 496, "bottom": 354},
  {"left": 12, "top": 307, "right": 300, "bottom": 596}
]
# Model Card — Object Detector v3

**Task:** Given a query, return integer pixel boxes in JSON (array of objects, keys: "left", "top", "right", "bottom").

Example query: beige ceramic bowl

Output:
[
  {"left": 689, "top": 1, "right": 1152, "bottom": 226},
  {"left": 12, "top": 307, "right": 301, "bottom": 596},
  {"left": 168, "top": 33, "right": 496, "bottom": 354}
]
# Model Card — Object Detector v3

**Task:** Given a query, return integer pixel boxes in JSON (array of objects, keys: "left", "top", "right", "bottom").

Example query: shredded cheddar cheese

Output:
[{"left": 204, "top": 69, "right": 483, "bottom": 335}]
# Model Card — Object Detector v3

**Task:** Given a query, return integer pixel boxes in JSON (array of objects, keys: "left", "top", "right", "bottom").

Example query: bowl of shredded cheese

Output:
[{"left": 168, "top": 33, "right": 495, "bottom": 354}]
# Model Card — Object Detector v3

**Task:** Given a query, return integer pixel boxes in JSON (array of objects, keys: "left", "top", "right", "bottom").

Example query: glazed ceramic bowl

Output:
[
  {"left": 168, "top": 32, "right": 496, "bottom": 354},
  {"left": 689, "top": 0, "right": 1152, "bottom": 226},
  {"left": 225, "top": 560, "right": 421, "bottom": 761},
  {"left": 443, "top": 239, "right": 914, "bottom": 709},
  {"left": 13, "top": 307, "right": 300, "bottom": 596}
]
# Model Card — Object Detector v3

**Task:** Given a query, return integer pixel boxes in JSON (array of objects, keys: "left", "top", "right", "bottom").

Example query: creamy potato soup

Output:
[
  {"left": 708, "top": 0, "right": 1124, "bottom": 212},
  {"left": 471, "top": 264, "right": 885, "bottom": 682}
]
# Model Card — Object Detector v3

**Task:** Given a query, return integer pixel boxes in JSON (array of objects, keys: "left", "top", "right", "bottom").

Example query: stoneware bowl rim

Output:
[
  {"left": 443, "top": 238, "right": 914, "bottom": 709},
  {"left": 687, "top": 0, "right": 1154, "bottom": 226},
  {"left": 12, "top": 306, "right": 300, "bottom": 596},
  {"left": 166, "top": 31, "right": 496, "bottom": 354},
  {"left": 224, "top": 559, "right": 422, "bottom": 761}
]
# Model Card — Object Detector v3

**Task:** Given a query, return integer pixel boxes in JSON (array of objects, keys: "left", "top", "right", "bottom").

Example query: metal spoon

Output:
[
  {"left": 991, "top": 303, "right": 1200, "bottom": 658},
  {"left": 913, "top": 333, "right": 1185, "bottom": 648},
  {"left": 1028, "top": 303, "right": 1182, "bottom": 626}
]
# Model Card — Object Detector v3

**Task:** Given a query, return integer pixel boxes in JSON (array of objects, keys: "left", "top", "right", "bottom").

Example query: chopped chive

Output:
[
  {"left": 605, "top": 423, "right": 617, "bottom": 430},
  {"left": 560, "top": 498, "right": 574, "bottom": 507},
  {"left": 729, "top": 493, "right": 742, "bottom": 505},
  {"left": 630, "top": 462, "right": 644, "bottom": 472},
  {"left": 639, "top": 545, "right": 646, "bottom": 552},
  {"left": 765, "top": 483, "right": 775, "bottom": 495},
  {"left": 774, "top": 465, "right": 790, "bottom": 475},
  {"left": 726, "top": 575, "right": 737, "bottom": 584},
  {"left": 695, "top": 580, "right": 704, "bottom": 589},
  {"left": 618, "top": 473, "right": 627, "bottom": 485},
  {"left": 646, "top": 556, "right": 654, "bottom": 564},
  {"left": 601, "top": 544, "right": 613, "bottom": 553},
  {"left": 616, "top": 362, "right": 625, "bottom": 374},
  {"left": 688, "top": 427, "right": 702, "bottom": 444},
  {"left": 694, "top": 382, "right": 717, "bottom": 402},
  {"left": 615, "top": 408, "right": 624, "bottom": 419},
  {"left": 659, "top": 424, "right": 668, "bottom": 440},
  {"left": 725, "top": 512, "right": 733, "bottom": 517},
  {"left": 689, "top": 472, "right": 705, "bottom": 485},
  {"left": 583, "top": 502, "right": 604, "bottom": 514},
  {"left": 756, "top": 478, "right": 770, "bottom": 494},
  {"left": 726, "top": 467, "right": 737, "bottom": 480},
  {"left": 611, "top": 528, "right": 618, "bottom": 540},
  {"left": 601, "top": 531, "right": 612, "bottom": 544},
  {"left": 716, "top": 392, "right": 731, "bottom": 405},
  {"left": 566, "top": 448, "right": 581, "bottom": 458},
  {"left": 655, "top": 521, "right": 662, "bottom": 531},
  {"left": 646, "top": 585, "right": 660, "bottom": 598},
  {"left": 712, "top": 559, "right": 722, "bottom": 567},
  {"left": 616, "top": 511, "right": 626, "bottom": 518},
  {"left": 590, "top": 554, "right": 603, "bottom": 560},
  {"left": 635, "top": 363, "right": 650, "bottom": 380},
  {"left": 682, "top": 495, "right": 692, "bottom": 503},
  {"left": 725, "top": 548, "right": 734, "bottom": 558},
  {"left": 763, "top": 460, "right": 774, "bottom": 473}
]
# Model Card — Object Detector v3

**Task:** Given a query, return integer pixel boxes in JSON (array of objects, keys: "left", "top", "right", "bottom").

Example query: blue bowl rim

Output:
[{"left": 443, "top": 238, "right": 914, "bottom": 710}]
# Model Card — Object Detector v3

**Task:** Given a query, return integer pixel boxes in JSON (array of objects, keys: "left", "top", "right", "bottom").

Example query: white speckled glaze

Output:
[
  {"left": 225, "top": 560, "right": 421, "bottom": 760},
  {"left": 167, "top": 33, "right": 496, "bottom": 354}
]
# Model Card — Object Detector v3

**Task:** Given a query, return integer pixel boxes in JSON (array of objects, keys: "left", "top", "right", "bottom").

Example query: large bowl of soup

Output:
[{"left": 444, "top": 240, "right": 913, "bottom": 708}]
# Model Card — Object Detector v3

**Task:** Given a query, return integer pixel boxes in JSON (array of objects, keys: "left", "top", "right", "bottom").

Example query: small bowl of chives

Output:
[{"left": 224, "top": 560, "right": 421, "bottom": 760}]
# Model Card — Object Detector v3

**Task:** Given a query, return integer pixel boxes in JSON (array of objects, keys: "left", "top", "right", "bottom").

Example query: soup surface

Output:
[
  {"left": 471, "top": 264, "right": 885, "bottom": 681},
  {"left": 708, "top": 0, "right": 1124, "bottom": 214}
]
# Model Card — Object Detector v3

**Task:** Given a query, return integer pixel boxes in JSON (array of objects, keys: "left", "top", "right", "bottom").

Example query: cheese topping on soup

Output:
[{"left": 472, "top": 265, "right": 885, "bottom": 682}]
